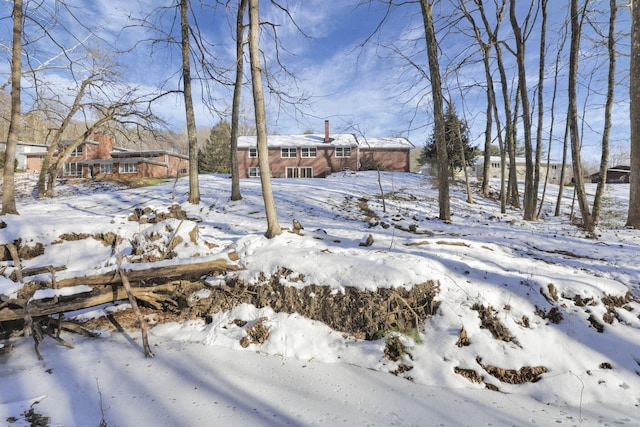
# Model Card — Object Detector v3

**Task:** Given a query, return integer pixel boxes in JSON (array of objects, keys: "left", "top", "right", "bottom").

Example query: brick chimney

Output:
[
  {"left": 91, "top": 133, "right": 115, "bottom": 159},
  {"left": 324, "top": 120, "right": 330, "bottom": 143}
]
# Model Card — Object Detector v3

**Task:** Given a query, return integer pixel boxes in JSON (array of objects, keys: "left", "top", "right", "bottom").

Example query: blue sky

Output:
[{"left": 0, "top": 1, "right": 633, "bottom": 165}]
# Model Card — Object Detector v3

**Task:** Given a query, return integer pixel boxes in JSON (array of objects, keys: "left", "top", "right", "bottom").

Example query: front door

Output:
[{"left": 286, "top": 167, "right": 313, "bottom": 178}]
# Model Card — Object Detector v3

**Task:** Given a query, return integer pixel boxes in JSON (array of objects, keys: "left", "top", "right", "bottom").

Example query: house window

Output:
[
  {"left": 64, "top": 162, "right": 82, "bottom": 177},
  {"left": 248, "top": 167, "right": 260, "bottom": 178},
  {"left": 491, "top": 162, "right": 500, "bottom": 168},
  {"left": 301, "top": 147, "right": 317, "bottom": 158},
  {"left": 121, "top": 162, "right": 138, "bottom": 173},
  {"left": 70, "top": 145, "right": 83, "bottom": 157},
  {"left": 286, "top": 167, "right": 313, "bottom": 178},
  {"left": 281, "top": 148, "right": 297, "bottom": 158},
  {"left": 248, "top": 148, "right": 258, "bottom": 158},
  {"left": 335, "top": 147, "right": 351, "bottom": 158},
  {"left": 100, "top": 164, "right": 114, "bottom": 174}
]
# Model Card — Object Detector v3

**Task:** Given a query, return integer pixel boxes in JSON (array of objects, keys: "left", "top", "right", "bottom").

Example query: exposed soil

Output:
[{"left": 79, "top": 271, "right": 440, "bottom": 341}]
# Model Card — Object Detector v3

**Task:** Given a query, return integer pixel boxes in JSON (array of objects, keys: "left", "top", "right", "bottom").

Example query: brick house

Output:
[
  {"left": 25, "top": 134, "right": 188, "bottom": 179},
  {"left": 237, "top": 121, "right": 414, "bottom": 178}
]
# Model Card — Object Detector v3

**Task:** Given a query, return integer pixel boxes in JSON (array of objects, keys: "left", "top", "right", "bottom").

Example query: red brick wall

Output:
[
  {"left": 237, "top": 147, "right": 358, "bottom": 178},
  {"left": 359, "top": 148, "right": 410, "bottom": 172},
  {"left": 91, "top": 134, "right": 114, "bottom": 159}
]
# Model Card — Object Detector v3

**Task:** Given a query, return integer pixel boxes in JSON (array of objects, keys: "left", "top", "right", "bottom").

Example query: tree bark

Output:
[
  {"left": 593, "top": 0, "right": 617, "bottom": 225},
  {"left": 629, "top": 0, "right": 640, "bottom": 228},
  {"left": 0, "top": 258, "right": 238, "bottom": 322},
  {"left": 568, "top": 0, "right": 594, "bottom": 232},
  {"left": 476, "top": 0, "right": 518, "bottom": 209},
  {"left": 509, "top": 0, "right": 536, "bottom": 220},
  {"left": 181, "top": 0, "right": 201, "bottom": 204},
  {"left": 230, "top": 0, "right": 248, "bottom": 202},
  {"left": 1, "top": 0, "right": 23, "bottom": 215},
  {"left": 248, "top": 0, "right": 282, "bottom": 237},
  {"left": 118, "top": 262, "right": 153, "bottom": 358},
  {"left": 534, "top": 0, "right": 548, "bottom": 218},
  {"left": 420, "top": 0, "right": 450, "bottom": 221},
  {"left": 458, "top": 1, "right": 494, "bottom": 198}
]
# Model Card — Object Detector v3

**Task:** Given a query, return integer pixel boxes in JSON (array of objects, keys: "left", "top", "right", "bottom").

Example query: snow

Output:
[{"left": 1, "top": 172, "right": 640, "bottom": 426}]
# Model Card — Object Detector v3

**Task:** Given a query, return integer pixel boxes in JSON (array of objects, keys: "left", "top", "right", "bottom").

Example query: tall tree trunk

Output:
[
  {"left": 593, "top": 0, "right": 617, "bottom": 225},
  {"left": 537, "top": 22, "right": 565, "bottom": 219},
  {"left": 555, "top": 118, "right": 570, "bottom": 216},
  {"left": 508, "top": 89, "right": 520, "bottom": 208},
  {"left": 1, "top": 0, "right": 23, "bottom": 215},
  {"left": 229, "top": 0, "right": 248, "bottom": 202},
  {"left": 459, "top": 1, "right": 494, "bottom": 198},
  {"left": 534, "top": 0, "right": 548, "bottom": 218},
  {"left": 475, "top": 0, "right": 512, "bottom": 211},
  {"left": 181, "top": 0, "right": 200, "bottom": 204},
  {"left": 629, "top": 0, "right": 640, "bottom": 228},
  {"left": 509, "top": 0, "right": 535, "bottom": 220},
  {"left": 420, "top": 0, "right": 450, "bottom": 221},
  {"left": 568, "top": 0, "right": 594, "bottom": 232},
  {"left": 494, "top": 39, "right": 518, "bottom": 208},
  {"left": 481, "top": 46, "right": 493, "bottom": 199},
  {"left": 248, "top": 0, "right": 281, "bottom": 238}
]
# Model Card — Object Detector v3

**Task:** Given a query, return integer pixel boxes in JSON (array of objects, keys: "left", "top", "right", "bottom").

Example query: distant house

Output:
[
  {"left": 0, "top": 141, "right": 48, "bottom": 171},
  {"left": 472, "top": 156, "right": 573, "bottom": 185},
  {"left": 589, "top": 165, "right": 630, "bottom": 184},
  {"left": 236, "top": 120, "right": 414, "bottom": 178},
  {"left": 25, "top": 134, "right": 188, "bottom": 179}
]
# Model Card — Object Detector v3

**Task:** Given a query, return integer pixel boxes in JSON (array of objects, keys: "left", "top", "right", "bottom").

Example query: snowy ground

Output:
[{"left": 1, "top": 172, "right": 639, "bottom": 426}]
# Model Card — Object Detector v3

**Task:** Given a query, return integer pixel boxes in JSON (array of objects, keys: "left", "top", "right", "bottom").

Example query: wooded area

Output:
[{"left": 1, "top": 1, "right": 639, "bottom": 227}]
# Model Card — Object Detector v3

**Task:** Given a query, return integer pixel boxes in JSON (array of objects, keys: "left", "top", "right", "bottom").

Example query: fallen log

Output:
[
  {"left": 0, "top": 257, "right": 238, "bottom": 323},
  {"left": 0, "top": 283, "right": 179, "bottom": 322},
  {"left": 54, "top": 257, "right": 237, "bottom": 288}
]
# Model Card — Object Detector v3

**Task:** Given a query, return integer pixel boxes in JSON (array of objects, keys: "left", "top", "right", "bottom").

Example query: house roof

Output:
[
  {"left": 237, "top": 134, "right": 413, "bottom": 149},
  {"left": 238, "top": 134, "right": 358, "bottom": 148},
  {"left": 110, "top": 149, "right": 189, "bottom": 160},
  {"left": 357, "top": 137, "right": 414, "bottom": 149},
  {"left": 0, "top": 141, "right": 49, "bottom": 148},
  {"left": 62, "top": 139, "right": 99, "bottom": 146}
]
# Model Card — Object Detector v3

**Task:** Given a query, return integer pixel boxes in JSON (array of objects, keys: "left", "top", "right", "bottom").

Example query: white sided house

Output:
[
  {"left": 0, "top": 141, "right": 48, "bottom": 171},
  {"left": 473, "top": 156, "right": 573, "bottom": 185},
  {"left": 236, "top": 121, "right": 414, "bottom": 179}
]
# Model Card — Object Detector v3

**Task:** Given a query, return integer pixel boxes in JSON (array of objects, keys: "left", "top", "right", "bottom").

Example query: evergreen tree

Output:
[
  {"left": 419, "top": 106, "right": 478, "bottom": 174},
  {"left": 199, "top": 121, "right": 232, "bottom": 174}
]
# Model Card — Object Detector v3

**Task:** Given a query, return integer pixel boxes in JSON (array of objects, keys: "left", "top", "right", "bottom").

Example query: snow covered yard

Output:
[{"left": 1, "top": 172, "right": 639, "bottom": 426}]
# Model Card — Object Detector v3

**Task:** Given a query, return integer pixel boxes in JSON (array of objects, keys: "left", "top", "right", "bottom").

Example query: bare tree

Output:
[
  {"left": 248, "top": 0, "right": 281, "bottom": 238},
  {"left": 181, "top": 0, "right": 200, "bottom": 204},
  {"left": 628, "top": 0, "right": 640, "bottom": 228},
  {"left": 458, "top": 0, "right": 495, "bottom": 198},
  {"left": 509, "top": 0, "right": 536, "bottom": 220},
  {"left": 230, "top": 0, "right": 248, "bottom": 202},
  {"left": 568, "top": 0, "right": 595, "bottom": 232},
  {"left": 533, "top": 0, "right": 548, "bottom": 219},
  {"left": 1, "top": 0, "right": 23, "bottom": 215},
  {"left": 420, "top": 0, "right": 450, "bottom": 221},
  {"left": 539, "top": 24, "right": 568, "bottom": 219},
  {"left": 592, "top": 0, "right": 618, "bottom": 225},
  {"left": 475, "top": 0, "right": 519, "bottom": 210}
]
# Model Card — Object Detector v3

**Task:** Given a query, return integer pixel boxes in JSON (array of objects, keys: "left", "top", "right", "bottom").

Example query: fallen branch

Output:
[
  {"left": 0, "top": 282, "right": 179, "bottom": 322},
  {"left": 118, "top": 257, "right": 153, "bottom": 358}
]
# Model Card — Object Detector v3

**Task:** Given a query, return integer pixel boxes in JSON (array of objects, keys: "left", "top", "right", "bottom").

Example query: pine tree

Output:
[
  {"left": 419, "top": 106, "right": 478, "bottom": 176},
  {"left": 198, "top": 121, "right": 232, "bottom": 174}
]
